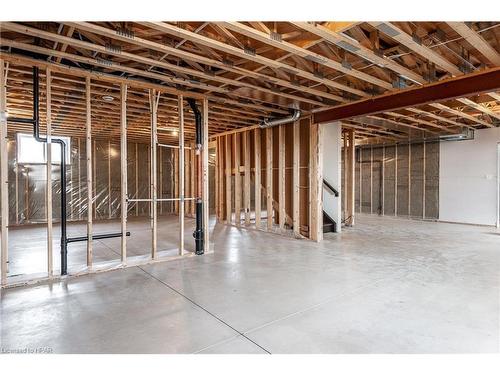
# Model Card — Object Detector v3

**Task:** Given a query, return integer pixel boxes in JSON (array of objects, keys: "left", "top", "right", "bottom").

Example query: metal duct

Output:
[{"left": 260, "top": 109, "right": 301, "bottom": 129}]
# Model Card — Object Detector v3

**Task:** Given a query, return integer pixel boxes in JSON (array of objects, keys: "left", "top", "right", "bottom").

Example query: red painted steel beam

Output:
[{"left": 313, "top": 67, "right": 500, "bottom": 124}]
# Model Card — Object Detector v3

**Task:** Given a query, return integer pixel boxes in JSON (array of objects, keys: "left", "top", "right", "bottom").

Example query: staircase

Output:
[
  {"left": 322, "top": 178, "right": 339, "bottom": 233},
  {"left": 323, "top": 211, "right": 336, "bottom": 233}
]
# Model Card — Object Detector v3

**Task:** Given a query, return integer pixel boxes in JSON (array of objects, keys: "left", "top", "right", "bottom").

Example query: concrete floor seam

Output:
[
  {"left": 137, "top": 265, "right": 272, "bottom": 354},
  {"left": 242, "top": 273, "right": 402, "bottom": 336}
]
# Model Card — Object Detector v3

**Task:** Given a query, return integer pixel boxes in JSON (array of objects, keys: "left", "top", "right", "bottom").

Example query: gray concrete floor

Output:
[{"left": 1, "top": 215, "right": 499, "bottom": 353}]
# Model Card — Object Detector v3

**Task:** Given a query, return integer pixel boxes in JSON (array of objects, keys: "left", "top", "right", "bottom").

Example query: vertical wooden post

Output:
[
  {"left": 120, "top": 83, "right": 127, "bottom": 264},
  {"left": 254, "top": 129, "right": 261, "bottom": 229},
  {"left": 150, "top": 90, "right": 160, "bottom": 259},
  {"left": 243, "top": 131, "right": 251, "bottom": 226},
  {"left": 159, "top": 146, "right": 163, "bottom": 215},
  {"left": 382, "top": 145, "right": 385, "bottom": 216},
  {"left": 216, "top": 137, "right": 223, "bottom": 221},
  {"left": 46, "top": 68, "right": 53, "bottom": 277},
  {"left": 408, "top": 143, "right": 411, "bottom": 217},
  {"left": 178, "top": 96, "right": 185, "bottom": 255},
  {"left": 423, "top": 141, "right": 426, "bottom": 219},
  {"left": 292, "top": 121, "right": 300, "bottom": 236},
  {"left": 108, "top": 140, "right": 112, "bottom": 219},
  {"left": 309, "top": 121, "right": 323, "bottom": 242},
  {"left": 225, "top": 135, "right": 231, "bottom": 224},
  {"left": 394, "top": 144, "right": 398, "bottom": 216},
  {"left": 135, "top": 142, "right": 139, "bottom": 216},
  {"left": 346, "top": 129, "right": 355, "bottom": 226},
  {"left": 278, "top": 125, "right": 285, "bottom": 231},
  {"left": 77, "top": 138, "right": 82, "bottom": 220},
  {"left": 15, "top": 146, "right": 19, "bottom": 225},
  {"left": 185, "top": 141, "right": 190, "bottom": 217},
  {"left": 174, "top": 148, "right": 179, "bottom": 214},
  {"left": 215, "top": 138, "right": 219, "bottom": 222},
  {"left": 359, "top": 143, "right": 362, "bottom": 213},
  {"left": 93, "top": 139, "right": 96, "bottom": 219},
  {"left": 343, "top": 131, "right": 347, "bottom": 218},
  {"left": 234, "top": 133, "right": 241, "bottom": 226},
  {"left": 85, "top": 76, "right": 93, "bottom": 267},
  {"left": 0, "top": 59, "right": 8, "bottom": 284},
  {"left": 370, "top": 146, "right": 373, "bottom": 214},
  {"left": 202, "top": 98, "right": 209, "bottom": 251},
  {"left": 266, "top": 127, "right": 273, "bottom": 231}
]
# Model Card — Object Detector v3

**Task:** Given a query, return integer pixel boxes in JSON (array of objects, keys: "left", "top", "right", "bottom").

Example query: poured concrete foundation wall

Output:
[
  {"left": 347, "top": 141, "right": 440, "bottom": 220},
  {"left": 440, "top": 127, "right": 500, "bottom": 226}
]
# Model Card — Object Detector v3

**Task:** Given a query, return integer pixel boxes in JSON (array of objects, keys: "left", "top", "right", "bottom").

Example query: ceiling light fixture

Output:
[{"left": 102, "top": 95, "right": 114, "bottom": 102}]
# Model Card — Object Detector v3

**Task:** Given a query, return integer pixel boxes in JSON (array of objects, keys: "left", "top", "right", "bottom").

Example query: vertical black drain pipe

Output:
[
  {"left": 8, "top": 67, "right": 68, "bottom": 275},
  {"left": 187, "top": 98, "right": 204, "bottom": 255}
]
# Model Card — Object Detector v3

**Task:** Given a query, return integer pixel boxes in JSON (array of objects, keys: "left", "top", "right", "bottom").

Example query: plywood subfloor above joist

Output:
[{"left": 1, "top": 21, "right": 499, "bottom": 143}]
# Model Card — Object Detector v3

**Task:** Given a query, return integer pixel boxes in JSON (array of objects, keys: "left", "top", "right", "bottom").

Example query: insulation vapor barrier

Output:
[
  {"left": 343, "top": 141, "right": 439, "bottom": 220},
  {"left": 5, "top": 135, "right": 178, "bottom": 225}
]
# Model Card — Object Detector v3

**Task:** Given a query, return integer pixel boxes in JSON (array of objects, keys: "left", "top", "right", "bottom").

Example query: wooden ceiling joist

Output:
[{"left": 1, "top": 21, "right": 499, "bottom": 145}]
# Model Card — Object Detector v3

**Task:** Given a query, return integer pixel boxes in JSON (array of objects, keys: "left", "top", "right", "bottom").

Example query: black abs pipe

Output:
[
  {"left": 67, "top": 231, "right": 131, "bottom": 244},
  {"left": 7, "top": 66, "right": 131, "bottom": 275},
  {"left": 187, "top": 98, "right": 204, "bottom": 255},
  {"left": 8, "top": 67, "right": 68, "bottom": 274},
  {"left": 187, "top": 98, "right": 202, "bottom": 147}
]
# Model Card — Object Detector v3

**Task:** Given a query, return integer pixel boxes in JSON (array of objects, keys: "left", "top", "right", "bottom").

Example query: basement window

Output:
[{"left": 17, "top": 133, "right": 71, "bottom": 165}]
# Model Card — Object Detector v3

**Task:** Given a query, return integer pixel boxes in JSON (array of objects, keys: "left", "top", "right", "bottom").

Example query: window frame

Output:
[{"left": 16, "top": 132, "right": 71, "bottom": 165}]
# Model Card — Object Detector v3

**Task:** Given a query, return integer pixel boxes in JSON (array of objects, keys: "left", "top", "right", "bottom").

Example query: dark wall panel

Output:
[
  {"left": 410, "top": 143, "right": 424, "bottom": 218},
  {"left": 361, "top": 148, "right": 372, "bottom": 213},
  {"left": 383, "top": 146, "right": 396, "bottom": 216},
  {"left": 396, "top": 144, "right": 409, "bottom": 216},
  {"left": 425, "top": 141, "right": 440, "bottom": 219}
]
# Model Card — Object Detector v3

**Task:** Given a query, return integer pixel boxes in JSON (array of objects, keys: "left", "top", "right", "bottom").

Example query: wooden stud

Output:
[
  {"left": 174, "top": 148, "right": 179, "bottom": 214},
  {"left": 225, "top": 135, "right": 232, "bottom": 224},
  {"left": 234, "top": 132, "right": 241, "bottom": 226},
  {"left": 150, "top": 89, "right": 160, "bottom": 259},
  {"left": 309, "top": 121, "right": 323, "bottom": 242},
  {"left": 346, "top": 129, "right": 355, "bottom": 226},
  {"left": 243, "top": 131, "right": 251, "bottom": 226},
  {"left": 190, "top": 146, "right": 195, "bottom": 217},
  {"left": 202, "top": 98, "right": 209, "bottom": 251},
  {"left": 15, "top": 146, "right": 19, "bottom": 225},
  {"left": 85, "top": 76, "right": 93, "bottom": 267},
  {"left": 93, "top": 139, "right": 96, "bottom": 219},
  {"left": 108, "top": 140, "right": 111, "bottom": 218},
  {"left": 382, "top": 145, "right": 385, "bottom": 216},
  {"left": 394, "top": 144, "right": 398, "bottom": 216},
  {"left": 292, "top": 121, "right": 300, "bottom": 236},
  {"left": 359, "top": 144, "right": 362, "bottom": 213},
  {"left": 266, "top": 127, "right": 273, "bottom": 231},
  {"left": 46, "top": 68, "right": 53, "bottom": 277},
  {"left": 408, "top": 143, "right": 411, "bottom": 217},
  {"left": 120, "top": 83, "right": 128, "bottom": 264},
  {"left": 159, "top": 146, "right": 163, "bottom": 215},
  {"left": 135, "top": 142, "right": 139, "bottom": 216},
  {"left": 178, "top": 95, "right": 185, "bottom": 255},
  {"left": 77, "top": 137, "right": 82, "bottom": 220},
  {"left": 216, "top": 137, "right": 223, "bottom": 221},
  {"left": 370, "top": 146, "right": 373, "bottom": 214},
  {"left": 423, "top": 141, "right": 426, "bottom": 219},
  {"left": 254, "top": 129, "right": 261, "bottom": 229},
  {"left": 343, "top": 131, "right": 348, "bottom": 219},
  {"left": 1, "top": 59, "right": 8, "bottom": 284},
  {"left": 278, "top": 125, "right": 285, "bottom": 230}
]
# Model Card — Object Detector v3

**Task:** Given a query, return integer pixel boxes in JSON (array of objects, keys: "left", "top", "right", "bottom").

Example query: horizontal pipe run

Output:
[
  {"left": 157, "top": 143, "right": 192, "bottom": 150},
  {"left": 7, "top": 117, "right": 35, "bottom": 124},
  {"left": 127, "top": 197, "right": 196, "bottom": 202},
  {"left": 66, "top": 231, "right": 131, "bottom": 243}
]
